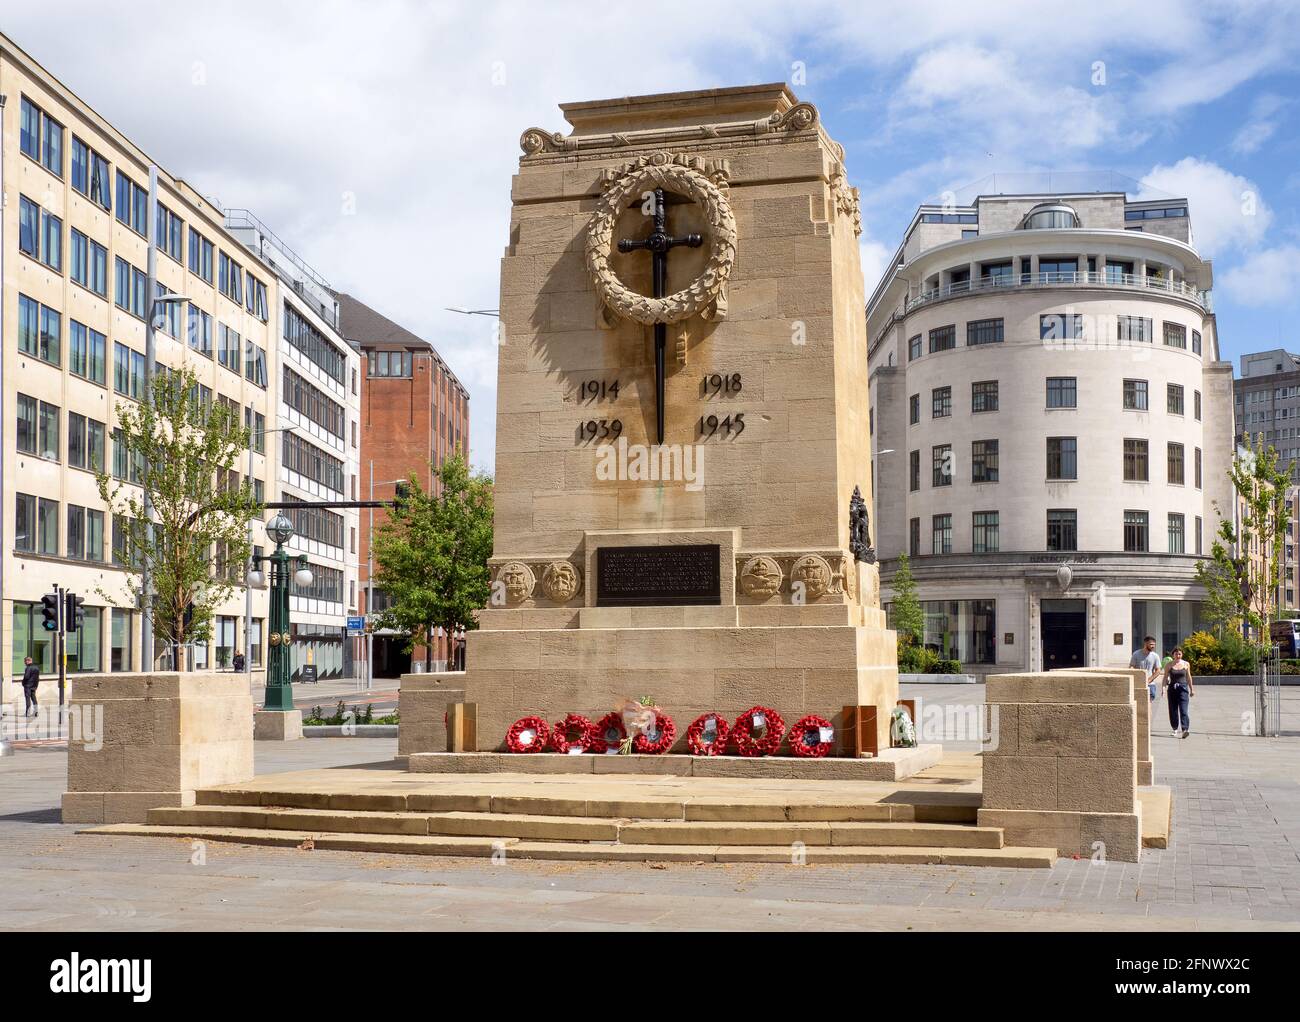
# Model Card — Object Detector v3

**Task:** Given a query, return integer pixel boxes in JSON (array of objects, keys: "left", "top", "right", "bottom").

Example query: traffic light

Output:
[
  {"left": 65, "top": 592, "right": 85, "bottom": 634},
  {"left": 40, "top": 592, "right": 61, "bottom": 632}
]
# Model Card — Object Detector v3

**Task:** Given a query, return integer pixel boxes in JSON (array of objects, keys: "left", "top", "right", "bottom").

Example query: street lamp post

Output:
[
  {"left": 244, "top": 425, "right": 295, "bottom": 679},
  {"left": 366, "top": 463, "right": 407, "bottom": 690},
  {"left": 251, "top": 513, "right": 312, "bottom": 712}
]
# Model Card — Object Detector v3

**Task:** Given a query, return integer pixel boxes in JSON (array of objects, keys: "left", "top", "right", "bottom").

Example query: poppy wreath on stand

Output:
[
  {"left": 632, "top": 712, "right": 676, "bottom": 754},
  {"left": 587, "top": 711, "right": 627, "bottom": 754},
  {"left": 685, "top": 713, "right": 731, "bottom": 756},
  {"left": 789, "top": 714, "right": 835, "bottom": 758},
  {"left": 505, "top": 716, "right": 550, "bottom": 753},
  {"left": 730, "top": 705, "right": 785, "bottom": 757},
  {"left": 550, "top": 713, "right": 595, "bottom": 754}
]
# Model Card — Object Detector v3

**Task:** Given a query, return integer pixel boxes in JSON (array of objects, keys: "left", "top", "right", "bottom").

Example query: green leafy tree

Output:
[
  {"left": 97, "top": 364, "right": 259, "bottom": 669},
  {"left": 372, "top": 453, "right": 493, "bottom": 670},
  {"left": 891, "top": 552, "right": 924, "bottom": 647},
  {"left": 1197, "top": 433, "right": 1293, "bottom": 644}
]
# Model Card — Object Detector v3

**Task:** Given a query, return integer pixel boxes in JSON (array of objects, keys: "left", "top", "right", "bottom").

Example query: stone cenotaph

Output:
[{"left": 425, "top": 84, "right": 901, "bottom": 757}]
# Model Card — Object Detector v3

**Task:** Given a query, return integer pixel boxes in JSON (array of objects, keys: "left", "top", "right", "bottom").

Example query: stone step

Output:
[
  {"left": 618, "top": 819, "right": 1005, "bottom": 848},
  {"left": 148, "top": 804, "right": 1001, "bottom": 848},
  {"left": 193, "top": 786, "right": 980, "bottom": 824},
  {"left": 80, "top": 824, "right": 1056, "bottom": 867}
]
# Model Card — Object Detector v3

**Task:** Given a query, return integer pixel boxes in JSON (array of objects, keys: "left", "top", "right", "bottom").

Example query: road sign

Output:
[{"left": 347, "top": 615, "right": 365, "bottom": 635}]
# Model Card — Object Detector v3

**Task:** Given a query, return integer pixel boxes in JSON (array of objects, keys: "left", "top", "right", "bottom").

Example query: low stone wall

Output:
[
  {"left": 396, "top": 673, "right": 464, "bottom": 756},
  {"left": 978, "top": 671, "right": 1141, "bottom": 861},
  {"left": 900, "top": 674, "right": 978, "bottom": 685},
  {"left": 62, "top": 672, "right": 253, "bottom": 824}
]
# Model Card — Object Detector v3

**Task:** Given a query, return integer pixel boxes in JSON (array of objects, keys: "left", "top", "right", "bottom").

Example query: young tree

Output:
[
  {"left": 890, "top": 552, "right": 924, "bottom": 647},
  {"left": 98, "top": 364, "right": 259, "bottom": 669},
  {"left": 1197, "top": 434, "right": 1294, "bottom": 643},
  {"left": 372, "top": 453, "right": 493, "bottom": 671}
]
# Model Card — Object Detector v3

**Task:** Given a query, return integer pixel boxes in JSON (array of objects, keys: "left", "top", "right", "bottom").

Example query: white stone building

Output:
[{"left": 866, "top": 190, "right": 1235, "bottom": 673}]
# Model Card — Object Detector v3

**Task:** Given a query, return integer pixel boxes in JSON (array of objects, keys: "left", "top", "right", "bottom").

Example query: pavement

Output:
[{"left": 0, "top": 684, "right": 1297, "bottom": 931}]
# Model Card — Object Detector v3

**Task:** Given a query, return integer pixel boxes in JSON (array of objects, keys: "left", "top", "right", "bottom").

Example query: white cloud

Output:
[
  {"left": 1231, "top": 93, "right": 1291, "bottom": 155},
  {"left": 860, "top": 236, "right": 893, "bottom": 299},
  {"left": 1221, "top": 245, "right": 1300, "bottom": 307},
  {"left": 1137, "top": 158, "right": 1271, "bottom": 256}
]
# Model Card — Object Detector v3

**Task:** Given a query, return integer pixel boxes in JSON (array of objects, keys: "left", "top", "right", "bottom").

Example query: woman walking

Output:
[{"left": 1161, "top": 646, "right": 1195, "bottom": 738}]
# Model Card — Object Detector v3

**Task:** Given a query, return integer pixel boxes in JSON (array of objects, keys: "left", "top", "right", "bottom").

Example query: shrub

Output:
[{"left": 1182, "top": 630, "right": 1258, "bottom": 676}]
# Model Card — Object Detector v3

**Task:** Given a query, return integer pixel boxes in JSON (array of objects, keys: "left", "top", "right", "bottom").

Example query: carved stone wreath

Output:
[{"left": 585, "top": 152, "right": 737, "bottom": 326}]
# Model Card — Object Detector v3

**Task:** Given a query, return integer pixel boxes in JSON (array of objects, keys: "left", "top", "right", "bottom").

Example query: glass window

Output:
[
  {"left": 189, "top": 229, "right": 214, "bottom": 283},
  {"left": 1163, "top": 322, "right": 1187, "bottom": 348},
  {"left": 971, "top": 380, "right": 998, "bottom": 412},
  {"left": 1123, "top": 379, "right": 1148, "bottom": 410},
  {"left": 1194, "top": 390, "right": 1201, "bottom": 421},
  {"left": 1168, "top": 442, "right": 1185, "bottom": 485},
  {"left": 12, "top": 602, "right": 54, "bottom": 677},
  {"left": 909, "top": 394, "right": 919, "bottom": 424},
  {"left": 39, "top": 306, "right": 61, "bottom": 366},
  {"left": 931, "top": 386, "right": 951, "bottom": 418},
  {"left": 966, "top": 318, "right": 1003, "bottom": 345},
  {"left": 1047, "top": 509, "right": 1077, "bottom": 551},
  {"left": 909, "top": 450, "right": 920, "bottom": 492},
  {"left": 1195, "top": 447, "right": 1202, "bottom": 489},
  {"left": 1123, "top": 438, "right": 1149, "bottom": 481},
  {"left": 70, "top": 230, "right": 88, "bottom": 287},
  {"left": 1046, "top": 437, "right": 1077, "bottom": 480},
  {"left": 68, "top": 412, "right": 87, "bottom": 468},
  {"left": 1192, "top": 330, "right": 1202, "bottom": 355},
  {"left": 66, "top": 608, "right": 102, "bottom": 673},
  {"left": 972, "top": 440, "right": 999, "bottom": 483},
  {"left": 245, "top": 341, "right": 268, "bottom": 387},
  {"left": 908, "top": 334, "right": 922, "bottom": 361},
  {"left": 42, "top": 209, "right": 62, "bottom": 270},
  {"left": 931, "top": 514, "right": 952, "bottom": 555},
  {"left": 1124, "top": 510, "right": 1149, "bottom": 552},
  {"left": 972, "top": 511, "right": 999, "bottom": 553},
  {"left": 1117, "top": 315, "right": 1153, "bottom": 342},
  {"left": 111, "top": 609, "right": 133, "bottom": 671},
  {"left": 87, "top": 509, "right": 105, "bottom": 561},
  {"left": 67, "top": 504, "right": 86, "bottom": 559},
  {"left": 909, "top": 518, "right": 920, "bottom": 557},
  {"left": 218, "top": 251, "right": 244, "bottom": 304},
  {"left": 932, "top": 444, "right": 952, "bottom": 487},
  {"left": 1046, "top": 377, "right": 1077, "bottom": 408},
  {"left": 38, "top": 402, "right": 60, "bottom": 461},
  {"left": 89, "top": 239, "right": 108, "bottom": 297},
  {"left": 928, "top": 325, "right": 956, "bottom": 352},
  {"left": 1168, "top": 513, "right": 1185, "bottom": 554},
  {"left": 15, "top": 493, "right": 36, "bottom": 552},
  {"left": 1167, "top": 383, "right": 1184, "bottom": 415},
  {"left": 1041, "top": 313, "right": 1083, "bottom": 340},
  {"left": 42, "top": 112, "right": 64, "bottom": 176},
  {"left": 887, "top": 599, "right": 996, "bottom": 665},
  {"left": 38, "top": 498, "right": 59, "bottom": 555},
  {"left": 18, "top": 195, "right": 39, "bottom": 257},
  {"left": 17, "top": 394, "right": 38, "bottom": 454},
  {"left": 20, "top": 97, "right": 41, "bottom": 161}
]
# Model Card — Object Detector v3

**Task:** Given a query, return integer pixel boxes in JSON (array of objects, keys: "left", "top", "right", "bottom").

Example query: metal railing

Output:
[
  {"left": 1257, "top": 645, "right": 1284, "bottom": 737},
  {"left": 905, "top": 270, "right": 1210, "bottom": 313}
]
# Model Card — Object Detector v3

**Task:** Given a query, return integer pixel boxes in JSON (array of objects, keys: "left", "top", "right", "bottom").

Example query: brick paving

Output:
[{"left": 0, "top": 685, "right": 1296, "bottom": 930}]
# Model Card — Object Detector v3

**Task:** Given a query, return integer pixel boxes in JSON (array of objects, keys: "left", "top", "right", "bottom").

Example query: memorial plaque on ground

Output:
[{"left": 596, "top": 545, "right": 721, "bottom": 607}]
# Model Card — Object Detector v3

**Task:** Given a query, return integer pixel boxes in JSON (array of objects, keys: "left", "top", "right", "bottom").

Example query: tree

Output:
[
  {"left": 891, "top": 552, "right": 924, "bottom": 647},
  {"left": 97, "top": 364, "right": 259, "bottom": 669},
  {"left": 1197, "top": 434, "right": 1293, "bottom": 643},
  {"left": 372, "top": 453, "right": 493, "bottom": 670}
]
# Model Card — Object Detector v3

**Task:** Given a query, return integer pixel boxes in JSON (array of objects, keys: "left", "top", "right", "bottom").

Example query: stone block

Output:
[
  {"left": 254, "top": 710, "right": 303, "bottom": 742},
  {"left": 986, "top": 672, "right": 1131, "bottom": 704},
  {"left": 981, "top": 755, "right": 1057, "bottom": 810},
  {"left": 1017, "top": 704, "right": 1097, "bottom": 758},
  {"left": 1055, "top": 758, "right": 1136, "bottom": 815}
]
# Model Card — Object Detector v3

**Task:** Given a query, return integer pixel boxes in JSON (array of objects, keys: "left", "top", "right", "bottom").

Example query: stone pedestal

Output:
[
  {"left": 254, "top": 709, "right": 303, "bottom": 741},
  {"left": 456, "top": 84, "right": 898, "bottom": 758},
  {"left": 1072, "top": 666, "right": 1153, "bottom": 784},
  {"left": 396, "top": 674, "right": 464, "bottom": 757},
  {"left": 977, "top": 671, "right": 1141, "bottom": 861},
  {"left": 62, "top": 672, "right": 254, "bottom": 824}
]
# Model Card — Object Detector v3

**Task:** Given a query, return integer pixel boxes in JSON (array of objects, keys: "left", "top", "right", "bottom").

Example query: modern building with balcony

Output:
[
  {"left": 226, "top": 210, "right": 363, "bottom": 682},
  {"left": 867, "top": 187, "right": 1235, "bottom": 673}
]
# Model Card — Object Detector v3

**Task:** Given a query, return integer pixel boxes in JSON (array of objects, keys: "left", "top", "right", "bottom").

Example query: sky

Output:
[{"left": 6, "top": 0, "right": 1300, "bottom": 473}]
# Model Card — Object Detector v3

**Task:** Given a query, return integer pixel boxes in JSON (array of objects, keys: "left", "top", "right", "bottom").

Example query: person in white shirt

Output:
[{"left": 1130, "top": 635, "right": 1161, "bottom": 702}]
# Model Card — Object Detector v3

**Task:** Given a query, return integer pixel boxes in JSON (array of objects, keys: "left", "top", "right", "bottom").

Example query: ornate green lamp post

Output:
[{"left": 251, "top": 512, "right": 313, "bottom": 712}]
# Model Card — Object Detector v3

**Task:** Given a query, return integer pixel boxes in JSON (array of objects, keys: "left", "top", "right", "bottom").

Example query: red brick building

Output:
[{"left": 337, "top": 293, "right": 471, "bottom": 676}]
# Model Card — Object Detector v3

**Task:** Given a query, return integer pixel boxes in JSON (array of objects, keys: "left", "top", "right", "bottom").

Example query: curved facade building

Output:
[{"left": 867, "top": 191, "right": 1234, "bottom": 673}]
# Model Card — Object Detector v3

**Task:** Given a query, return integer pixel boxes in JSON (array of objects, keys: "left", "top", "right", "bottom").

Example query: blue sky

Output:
[{"left": 7, "top": 1, "right": 1300, "bottom": 471}]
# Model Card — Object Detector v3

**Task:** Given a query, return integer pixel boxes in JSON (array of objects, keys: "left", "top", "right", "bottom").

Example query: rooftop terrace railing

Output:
[{"left": 905, "top": 270, "right": 1210, "bottom": 314}]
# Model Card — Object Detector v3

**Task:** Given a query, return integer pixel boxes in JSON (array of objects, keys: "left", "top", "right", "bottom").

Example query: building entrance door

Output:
[{"left": 1041, "top": 598, "right": 1087, "bottom": 669}]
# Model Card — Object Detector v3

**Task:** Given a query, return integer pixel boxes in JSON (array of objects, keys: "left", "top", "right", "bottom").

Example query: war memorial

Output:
[{"left": 63, "top": 85, "right": 1158, "bottom": 866}]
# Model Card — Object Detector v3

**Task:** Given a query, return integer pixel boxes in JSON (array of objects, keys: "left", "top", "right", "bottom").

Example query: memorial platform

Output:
[{"left": 83, "top": 752, "right": 1063, "bottom": 867}]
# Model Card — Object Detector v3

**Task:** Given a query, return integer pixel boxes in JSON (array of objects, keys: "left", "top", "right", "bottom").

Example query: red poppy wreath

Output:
[
  {"left": 789, "top": 714, "right": 835, "bottom": 758},
  {"left": 505, "top": 716, "right": 550, "bottom": 753},
  {"left": 685, "top": 712, "right": 731, "bottom": 756},
  {"left": 549, "top": 713, "right": 594, "bottom": 754},
  {"left": 587, "top": 711, "right": 627, "bottom": 754},
  {"left": 632, "top": 711, "right": 676, "bottom": 754},
  {"left": 730, "top": 705, "right": 785, "bottom": 757}
]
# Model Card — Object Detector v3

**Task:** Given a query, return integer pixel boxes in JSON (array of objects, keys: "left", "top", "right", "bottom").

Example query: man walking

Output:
[
  {"left": 1130, "top": 635, "right": 1161, "bottom": 702},
  {"left": 20, "top": 657, "right": 40, "bottom": 718}
]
